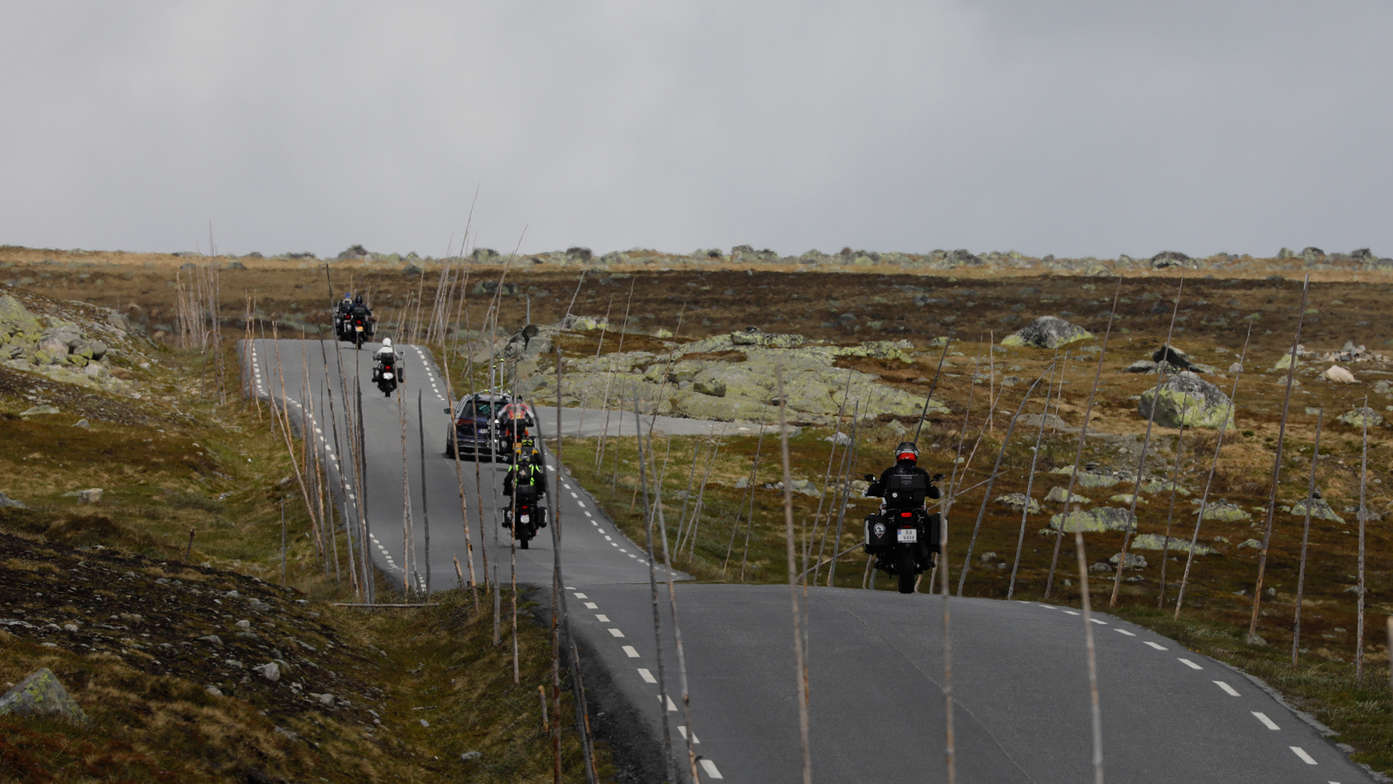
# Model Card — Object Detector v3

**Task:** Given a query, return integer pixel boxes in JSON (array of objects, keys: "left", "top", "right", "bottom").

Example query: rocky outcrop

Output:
[
  {"left": 1129, "top": 534, "right": 1214, "bottom": 555},
  {"left": 995, "top": 493, "right": 1042, "bottom": 514},
  {"left": 1138, "top": 372, "right": 1234, "bottom": 429},
  {"left": 1337, "top": 407, "right": 1383, "bottom": 429},
  {"left": 1001, "top": 316, "right": 1093, "bottom": 349}
]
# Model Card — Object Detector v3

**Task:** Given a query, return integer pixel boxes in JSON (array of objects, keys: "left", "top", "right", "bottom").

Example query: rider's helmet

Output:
[
  {"left": 894, "top": 441, "right": 919, "bottom": 463},
  {"left": 381, "top": 337, "right": 392, "bottom": 349},
  {"left": 342, "top": 293, "right": 351, "bottom": 301},
  {"left": 354, "top": 294, "right": 364, "bottom": 305}
]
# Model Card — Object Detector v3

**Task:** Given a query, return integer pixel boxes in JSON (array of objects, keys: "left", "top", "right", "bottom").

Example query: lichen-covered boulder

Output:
[
  {"left": 1138, "top": 371, "right": 1234, "bottom": 429},
  {"left": 1049, "top": 507, "right": 1136, "bottom": 533},
  {"left": 1196, "top": 501, "right": 1251, "bottom": 522},
  {"left": 1049, "top": 465, "right": 1124, "bottom": 488},
  {"left": 1045, "top": 486, "right": 1090, "bottom": 505},
  {"left": 995, "top": 493, "right": 1042, "bottom": 514},
  {"left": 1337, "top": 407, "right": 1383, "bottom": 429},
  {"left": 1001, "top": 316, "right": 1093, "bottom": 349},
  {"left": 0, "top": 668, "right": 87, "bottom": 723},
  {"left": 1289, "top": 497, "right": 1345, "bottom": 524},
  {"left": 0, "top": 294, "right": 41, "bottom": 339},
  {"left": 1129, "top": 534, "right": 1214, "bottom": 555}
]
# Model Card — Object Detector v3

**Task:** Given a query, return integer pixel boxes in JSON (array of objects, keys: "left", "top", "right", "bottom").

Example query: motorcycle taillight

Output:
[{"left": 900, "top": 512, "right": 913, "bottom": 518}]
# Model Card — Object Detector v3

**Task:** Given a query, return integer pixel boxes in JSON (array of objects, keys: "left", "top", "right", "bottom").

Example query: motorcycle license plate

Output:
[
  {"left": 519, "top": 514, "right": 530, "bottom": 523},
  {"left": 382, "top": 372, "right": 393, "bottom": 380},
  {"left": 355, "top": 325, "right": 363, "bottom": 332},
  {"left": 897, "top": 528, "right": 917, "bottom": 543}
]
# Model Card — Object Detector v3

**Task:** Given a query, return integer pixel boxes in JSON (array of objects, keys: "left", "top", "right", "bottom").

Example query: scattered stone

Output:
[
  {"left": 1049, "top": 507, "right": 1136, "bottom": 533},
  {"left": 1001, "top": 316, "right": 1094, "bottom": 349},
  {"left": 75, "top": 488, "right": 103, "bottom": 504},
  {"left": 73, "top": 418, "right": 90, "bottom": 429},
  {"left": 0, "top": 668, "right": 87, "bottom": 723},
  {"left": 205, "top": 685, "right": 223, "bottom": 697},
  {"left": 1337, "top": 407, "right": 1382, "bottom": 428},
  {"left": 311, "top": 692, "right": 335, "bottom": 706},
  {"left": 825, "top": 432, "right": 852, "bottom": 447},
  {"left": 253, "top": 662, "right": 281, "bottom": 682},
  {"left": 1108, "top": 552, "right": 1147, "bottom": 569},
  {"left": 1138, "top": 372, "right": 1234, "bottom": 429},
  {"left": 1237, "top": 538, "right": 1262, "bottom": 550},
  {"left": 0, "top": 493, "right": 26, "bottom": 509},
  {"left": 1045, "top": 486, "right": 1090, "bottom": 505},
  {"left": 1272, "top": 353, "right": 1298, "bottom": 372},
  {"left": 978, "top": 551, "right": 998, "bottom": 564},
  {"left": 1375, "top": 380, "right": 1392, "bottom": 396},
  {"left": 197, "top": 634, "right": 224, "bottom": 646},
  {"left": 1089, "top": 562, "right": 1111, "bottom": 573},
  {"left": 1322, "top": 365, "right": 1356, "bottom": 384},
  {"left": 774, "top": 479, "right": 820, "bottom": 497},
  {"left": 461, "top": 751, "right": 483, "bottom": 762},
  {"left": 1108, "top": 493, "right": 1143, "bottom": 506},
  {"left": 234, "top": 620, "right": 251, "bottom": 630},
  {"left": 994, "top": 493, "right": 1042, "bottom": 514},
  {"left": 1018, "top": 413, "right": 1070, "bottom": 431},
  {"left": 19, "top": 404, "right": 60, "bottom": 418},
  {"left": 248, "top": 598, "right": 271, "bottom": 613}
]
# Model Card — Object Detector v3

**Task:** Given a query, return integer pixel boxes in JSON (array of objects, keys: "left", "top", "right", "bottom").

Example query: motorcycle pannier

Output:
[{"left": 864, "top": 513, "right": 892, "bottom": 552}]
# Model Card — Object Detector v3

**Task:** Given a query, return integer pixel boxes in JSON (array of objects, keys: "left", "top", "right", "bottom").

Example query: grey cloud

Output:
[{"left": 1, "top": 1, "right": 1389, "bottom": 259}]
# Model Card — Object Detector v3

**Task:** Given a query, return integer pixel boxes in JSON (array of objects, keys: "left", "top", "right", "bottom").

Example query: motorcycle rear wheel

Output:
[{"left": 897, "top": 549, "right": 916, "bottom": 594}]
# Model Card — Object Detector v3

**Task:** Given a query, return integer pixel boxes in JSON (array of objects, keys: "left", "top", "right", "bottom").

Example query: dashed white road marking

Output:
[
  {"left": 677, "top": 725, "right": 699, "bottom": 743},
  {"left": 1143, "top": 641, "right": 1167, "bottom": 651},
  {"left": 1252, "top": 711, "right": 1280, "bottom": 731},
  {"left": 1089, "top": 618, "right": 1107, "bottom": 625},
  {"left": 573, "top": 592, "right": 588, "bottom": 600},
  {"left": 1213, "top": 680, "right": 1240, "bottom": 697},
  {"left": 583, "top": 601, "right": 598, "bottom": 610},
  {"left": 1177, "top": 657, "right": 1202, "bottom": 671},
  {"left": 656, "top": 695, "right": 677, "bottom": 712},
  {"left": 1063, "top": 610, "right": 1080, "bottom": 616},
  {"left": 637, "top": 668, "right": 657, "bottom": 684},
  {"left": 595, "top": 614, "right": 610, "bottom": 623},
  {"left": 607, "top": 628, "right": 625, "bottom": 638},
  {"left": 622, "top": 645, "right": 640, "bottom": 658},
  {"left": 1114, "top": 628, "right": 1136, "bottom": 637},
  {"left": 1290, "top": 746, "right": 1318, "bottom": 765},
  {"left": 699, "top": 759, "right": 724, "bottom": 779}
]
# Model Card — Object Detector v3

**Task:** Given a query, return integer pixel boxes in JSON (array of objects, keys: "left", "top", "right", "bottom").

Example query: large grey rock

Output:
[
  {"left": 0, "top": 668, "right": 87, "bottom": 723},
  {"left": 1108, "top": 552, "right": 1147, "bottom": 569},
  {"left": 20, "top": 404, "right": 60, "bottom": 418},
  {"left": 1150, "top": 250, "right": 1193, "bottom": 269},
  {"left": 1138, "top": 371, "right": 1234, "bottom": 429},
  {"left": 0, "top": 492, "right": 25, "bottom": 509},
  {"left": 1001, "top": 316, "right": 1093, "bottom": 349},
  {"left": 254, "top": 662, "right": 281, "bottom": 682}
]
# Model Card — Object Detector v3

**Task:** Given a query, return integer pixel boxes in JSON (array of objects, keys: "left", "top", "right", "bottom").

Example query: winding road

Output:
[{"left": 243, "top": 338, "right": 1375, "bottom": 784}]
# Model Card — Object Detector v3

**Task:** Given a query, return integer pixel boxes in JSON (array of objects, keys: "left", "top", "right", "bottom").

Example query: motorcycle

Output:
[
  {"left": 863, "top": 473, "right": 942, "bottom": 593},
  {"left": 374, "top": 358, "right": 399, "bottom": 398},
  {"left": 503, "top": 484, "right": 546, "bottom": 549}
]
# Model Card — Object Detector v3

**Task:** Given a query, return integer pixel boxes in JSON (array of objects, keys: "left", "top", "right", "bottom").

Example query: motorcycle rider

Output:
[
  {"left": 334, "top": 293, "right": 353, "bottom": 336},
  {"left": 502, "top": 449, "right": 548, "bottom": 528},
  {"left": 372, "top": 337, "right": 403, "bottom": 383},
  {"left": 866, "top": 442, "right": 940, "bottom": 508}
]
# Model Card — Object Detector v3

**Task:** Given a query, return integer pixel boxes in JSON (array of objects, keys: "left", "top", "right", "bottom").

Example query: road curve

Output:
[{"left": 242, "top": 338, "right": 1375, "bottom": 784}]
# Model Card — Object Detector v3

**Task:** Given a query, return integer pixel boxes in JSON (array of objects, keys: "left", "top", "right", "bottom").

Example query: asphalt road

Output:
[{"left": 243, "top": 338, "right": 1375, "bottom": 784}]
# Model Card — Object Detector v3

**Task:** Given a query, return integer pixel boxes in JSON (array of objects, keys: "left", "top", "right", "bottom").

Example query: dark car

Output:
[{"left": 444, "top": 393, "right": 538, "bottom": 461}]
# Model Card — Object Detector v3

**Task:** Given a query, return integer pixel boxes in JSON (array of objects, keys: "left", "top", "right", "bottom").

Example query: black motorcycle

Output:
[
  {"left": 863, "top": 474, "right": 942, "bottom": 593},
  {"left": 339, "top": 314, "right": 373, "bottom": 348},
  {"left": 373, "top": 357, "right": 399, "bottom": 398},
  {"left": 503, "top": 484, "right": 546, "bottom": 550}
]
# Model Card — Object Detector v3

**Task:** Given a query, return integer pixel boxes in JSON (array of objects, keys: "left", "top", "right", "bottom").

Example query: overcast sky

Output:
[{"left": 3, "top": 1, "right": 1389, "bottom": 259}]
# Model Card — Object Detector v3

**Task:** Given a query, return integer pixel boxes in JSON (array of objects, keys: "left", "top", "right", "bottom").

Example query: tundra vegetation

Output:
[{"left": 2, "top": 242, "right": 1392, "bottom": 776}]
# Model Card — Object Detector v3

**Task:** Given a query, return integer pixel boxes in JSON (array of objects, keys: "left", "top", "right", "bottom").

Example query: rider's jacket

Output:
[
  {"left": 348, "top": 303, "right": 372, "bottom": 322},
  {"left": 503, "top": 460, "right": 547, "bottom": 499},
  {"left": 866, "top": 461, "right": 939, "bottom": 511}
]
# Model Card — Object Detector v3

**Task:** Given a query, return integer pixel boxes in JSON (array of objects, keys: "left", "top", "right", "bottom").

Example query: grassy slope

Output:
[{"left": 0, "top": 290, "right": 606, "bottom": 782}]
